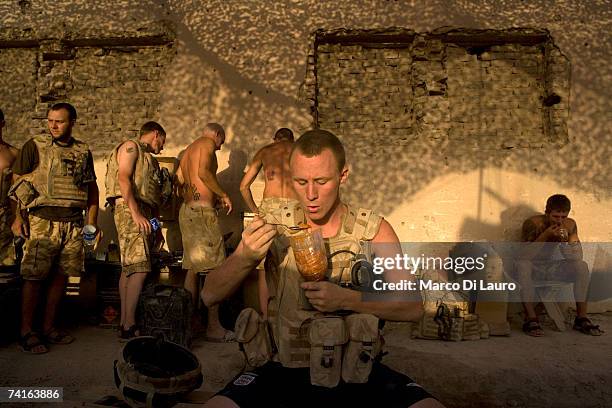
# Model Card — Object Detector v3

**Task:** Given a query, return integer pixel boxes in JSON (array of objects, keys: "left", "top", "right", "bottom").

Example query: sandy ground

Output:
[{"left": 1, "top": 312, "right": 610, "bottom": 408}]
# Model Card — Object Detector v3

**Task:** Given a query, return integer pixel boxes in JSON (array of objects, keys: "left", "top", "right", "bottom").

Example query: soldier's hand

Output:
[
  {"left": 11, "top": 217, "right": 29, "bottom": 239},
  {"left": 239, "top": 216, "right": 276, "bottom": 262},
  {"left": 221, "top": 195, "right": 233, "bottom": 215},
  {"left": 542, "top": 223, "right": 561, "bottom": 240},
  {"left": 132, "top": 211, "right": 152, "bottom": 235},
  {"left": 301, "top": 281, "right": 350, "bottom": 313}
]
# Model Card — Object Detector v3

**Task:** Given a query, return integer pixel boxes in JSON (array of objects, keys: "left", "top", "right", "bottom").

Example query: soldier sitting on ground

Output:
[{"left": 516, "top": 194, "right": 603, "bottom": 337}]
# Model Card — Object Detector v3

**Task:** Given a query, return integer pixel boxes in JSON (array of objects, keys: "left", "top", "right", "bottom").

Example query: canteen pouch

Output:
[
  {"left": 308, "top": 316, "right": 347, "bottom": 388},
  {"left": 235, "top": 308, "right": 273, "bottom": 368},
  {"left": 342, "top": 314, "right": 380, "bottom": 383},
  {"left": 8, "top": 178, "right": 38, "bottom": 207}
]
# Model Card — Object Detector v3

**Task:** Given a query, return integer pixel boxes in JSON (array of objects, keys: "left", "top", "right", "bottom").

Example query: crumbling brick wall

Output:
[
  {"left": 0, "top": 23, "right": 175, "bottom": 154},
  {"left": 305, "top": 28, "right": 570, "bottom": 151}
]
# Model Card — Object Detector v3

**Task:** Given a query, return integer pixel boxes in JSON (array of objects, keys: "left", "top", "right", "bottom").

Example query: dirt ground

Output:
[{"left": 0, "top": 312, "right": 610, "bottom": 408}]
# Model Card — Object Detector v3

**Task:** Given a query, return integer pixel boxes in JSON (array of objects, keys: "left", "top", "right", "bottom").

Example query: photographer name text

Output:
[{"left": 372, "top": 279, "right": 517, "bottom": 292}]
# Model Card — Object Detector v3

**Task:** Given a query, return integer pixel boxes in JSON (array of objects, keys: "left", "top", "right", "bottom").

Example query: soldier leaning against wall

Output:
[{"left": 10, "top": 102, "right": 99, "bottom": 354}]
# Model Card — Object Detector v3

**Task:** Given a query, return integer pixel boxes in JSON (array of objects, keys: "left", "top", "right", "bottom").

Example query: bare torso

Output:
[
  {"left": 261, "top": 140, "right": 297, "bottom": 200},
  {"left": 0, "top": 142, "right": 17, "bottom": 173},
  {"left": 522, "top": 214, "right": 577, "bottom": 243},
  {"left": 179, "top": 137, "right": 218, "bottom": 207}
]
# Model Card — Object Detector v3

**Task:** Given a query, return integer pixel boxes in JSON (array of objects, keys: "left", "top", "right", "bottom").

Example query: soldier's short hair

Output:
[
  {"left": 48, "top": 102, "right": 77, "bottom": 121},
  {"left": 545, "top": 194, "right": 571, "bottom": 213},
  {"left": 204, "top": 123, "right": 225, "bottom": 137},
  {"left": 140, "top": 121, "right": 166, "bottom": 137},
  {"left": 274, "top": 128, "right": 294, "bottom": 141},
  {"left": 291, "top": 129, "right": 345, "bottom": 172}
]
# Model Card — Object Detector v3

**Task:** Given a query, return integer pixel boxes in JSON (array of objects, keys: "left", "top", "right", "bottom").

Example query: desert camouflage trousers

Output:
[
  {"left": 179, "top": 204, "right": 225, "bottom": 272},
  {"left": 113, "top": 201, "right": 154, "bottom": 276},
  {"left": 0, "top": 206, "right": 15, "bottom": 266},
  {"left": 21, "top": 213, "right": 83, "bottom": 280}
]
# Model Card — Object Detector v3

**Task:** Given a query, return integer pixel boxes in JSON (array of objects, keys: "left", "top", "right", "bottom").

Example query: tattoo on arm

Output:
[{"left": 126, "top": 147, "right": 136, "bottom": 154}]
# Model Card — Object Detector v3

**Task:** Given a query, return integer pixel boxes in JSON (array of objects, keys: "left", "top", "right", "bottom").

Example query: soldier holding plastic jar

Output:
[{"left": 516, "top": 194, "right": 603, "bottom": 337}]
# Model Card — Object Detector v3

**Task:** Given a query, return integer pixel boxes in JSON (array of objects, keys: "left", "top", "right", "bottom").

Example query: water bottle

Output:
[
  {"left": 82, "top": 224, "right": 97, "bottom": 259},
  {"left": 149, "top": 217, "right": 161, "bottom": 232},
  {"left": 82, "top": 224, "right": 97, "bottom": 249}
]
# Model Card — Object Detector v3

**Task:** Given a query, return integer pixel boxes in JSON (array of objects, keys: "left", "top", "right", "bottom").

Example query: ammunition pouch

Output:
[
  {"left": 235, "top": 308, "right": 274, "bottom": 368},
  {"left": 8, "top": 178, "right": 39, "bottom": 207},
  {"left": 307, "top": 316, "right": 347, "bottom": 388},
  {"left": 159, "top": 167, "right": 173, "bottom": 207},
  {"left": 341, "top": 314, "right": 381, "bottom": 383},
  {"left": 73, "top": 153, "right": 95, "bottom": 188}
]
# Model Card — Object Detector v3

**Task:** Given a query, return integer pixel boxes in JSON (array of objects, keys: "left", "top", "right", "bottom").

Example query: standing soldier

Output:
[
  {"left": 240, "top": 127, "right": 298, "bottom": 215},
  {"left": 0, "top": 108, "right": 18, "bottom": 267},
  {"left": 11, "top": 103, "right": 99, "bottom": 354},
  {"left": 105, "top": 121, "right": 166, "bottom": 339},
  {"left": 239, "top": 127, "right": 301, "bottom": 314},
  {"left": 178, "top": 123, "right": 235, "bottom": 342}
]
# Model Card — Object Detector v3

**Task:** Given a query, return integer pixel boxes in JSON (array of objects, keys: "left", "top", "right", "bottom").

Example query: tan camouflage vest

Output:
[
  {"left": 0, "top": 168, "right": 13, "bottom": 206},
  {"left": 15, "top": 135, "right": 90, "bottom": 209},
  {"left": 266, "top": 205, "right": 382, "bottom": 368},
  {"left": 105, "top": 138, "right": 162, "bottom": 208}
]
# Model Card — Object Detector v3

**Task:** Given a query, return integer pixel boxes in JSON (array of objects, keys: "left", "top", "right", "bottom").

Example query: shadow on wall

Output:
[
  {"left": 459, "top": 204, "right": 539, "bottom": 242},
  {"left": 218, "top": 149, "right": 248, "bottom": 250},
  {"left": 0, "top": 1, "right": 610, "bottom": 244}
]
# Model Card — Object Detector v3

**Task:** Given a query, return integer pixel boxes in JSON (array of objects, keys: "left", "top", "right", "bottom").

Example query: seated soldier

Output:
[
  {"left": 202, "top": 129, "right": 444, "bottom": 408},
  {"left": 516, "top": 194, "right": 602, "bottom": 337}
]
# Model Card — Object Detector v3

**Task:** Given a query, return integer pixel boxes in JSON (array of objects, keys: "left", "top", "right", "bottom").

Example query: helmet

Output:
[{"left": 114, "top": 336, "right": 203, "bottom": 407}]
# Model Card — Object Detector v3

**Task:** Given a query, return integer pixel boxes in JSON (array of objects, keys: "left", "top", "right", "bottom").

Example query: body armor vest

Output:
[
  {"left": 266, "top": 205, "right": 382, "bottom": 368},
  {"left": 105, "top": 138, "right": 162, "bottom": 208},
  {"left": 16, "top": 135, "right": 90, "bottom": 209},
  {"left": 0, "top": 168, "right": 13, "bottom": 206}
]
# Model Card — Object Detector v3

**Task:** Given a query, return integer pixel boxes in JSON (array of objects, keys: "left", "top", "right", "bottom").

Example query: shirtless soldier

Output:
[
  {"left": 517, "top": 194, "right": 602, "bottom": 336},
  {"left": 239, "top": 127, "right": 301, "bottom": 314},
  {"left": 178, "top": 123, "right": 235, "bottom": 342},
  {"left": 240, "top": 127, "right": 298, "bottom": 214},
  {"left": 0, "top": 108, "right": 18, "bottom": 266}
]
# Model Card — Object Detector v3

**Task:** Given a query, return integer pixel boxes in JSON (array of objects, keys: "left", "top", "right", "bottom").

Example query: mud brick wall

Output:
[
  {"left": 307, "top": 28, "right": 570, "bottom": 152},
  {"left": 0, "top": 25, "right": 175, "bottom": 155},
  {"left": 0, "top": 47, "right": 39, "bottom": 143}
]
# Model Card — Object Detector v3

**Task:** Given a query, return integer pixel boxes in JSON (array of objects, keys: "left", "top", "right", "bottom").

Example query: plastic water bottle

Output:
[
  {"left": 149, "top": 218, "right": 161, "bottom": 232},
  {"left": 82, "top": 224, "right": 97, "bottom": 249}
]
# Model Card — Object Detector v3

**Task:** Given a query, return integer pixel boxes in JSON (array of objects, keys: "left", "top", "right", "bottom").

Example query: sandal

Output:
[
  {"left": 573, "top": 317, "right": 604, "bottom": 336},
  {"left": 20, "top": 332, "right": 49, "bottom": 354},
  {"left": 44, "top": 328, "right": 75, "bottom": 345},
  {"left": 523, "top": 319, "right": 544, "bottom": 337}
]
